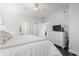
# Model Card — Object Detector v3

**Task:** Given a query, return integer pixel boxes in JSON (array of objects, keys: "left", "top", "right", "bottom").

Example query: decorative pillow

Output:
[{"left": 0, "top": 31, "right": 13, "bottom": 45}]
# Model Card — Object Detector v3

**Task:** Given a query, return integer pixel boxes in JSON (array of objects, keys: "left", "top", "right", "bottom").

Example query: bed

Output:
[{"left": 0, "top": 34, "right": 62, "bottom": 56}]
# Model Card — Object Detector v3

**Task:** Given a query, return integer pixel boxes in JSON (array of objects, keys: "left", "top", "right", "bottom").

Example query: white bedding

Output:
[{"left": 0, "top": 35, "right": 62, "bottom": 56}]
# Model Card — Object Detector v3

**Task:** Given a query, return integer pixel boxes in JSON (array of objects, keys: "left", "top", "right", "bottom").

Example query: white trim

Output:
[{"left": 69, "top": 49, "right": 79, "bottom": 56}]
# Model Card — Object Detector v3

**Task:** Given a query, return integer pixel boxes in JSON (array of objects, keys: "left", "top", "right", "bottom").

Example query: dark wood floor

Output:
[{"left": 55, "top": 45, "right": 77, "bottom": 56}]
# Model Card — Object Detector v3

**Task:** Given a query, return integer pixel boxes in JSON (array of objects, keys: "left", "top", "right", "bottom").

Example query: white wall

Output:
[
  {"left": 45, "top": 8, "right": 69, "bottom": 41},
  {"left": 0, "top": 10, "right": 3, "bottom": 25},
  {"left": 69, "top": 4, "right": 79, "bottom": 55},
  {"left": 2, "top": 12, "right": 44, "bottom": 35}
]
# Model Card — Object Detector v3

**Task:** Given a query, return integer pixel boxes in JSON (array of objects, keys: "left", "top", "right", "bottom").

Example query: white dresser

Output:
[{"left": 49, "top": 31, "right": 67, "bottom": 48}]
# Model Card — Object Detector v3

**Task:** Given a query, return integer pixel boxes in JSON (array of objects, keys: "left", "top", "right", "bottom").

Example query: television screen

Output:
[{"left": 53, "top": 25, "right": 61, "bottom": 31}]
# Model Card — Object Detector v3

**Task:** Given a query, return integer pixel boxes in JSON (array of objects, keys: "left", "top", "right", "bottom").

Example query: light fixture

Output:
[{"left": 33, "top": 3, "right": 41, "bottom": 12}]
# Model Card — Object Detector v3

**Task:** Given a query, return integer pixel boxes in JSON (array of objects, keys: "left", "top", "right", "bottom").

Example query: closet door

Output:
[
  {"left": 21, "top": 22, "right": 29, "bottom": 35},
  {"left": 38, "top": 23, "right": 48, "bottom": 39},
  {"left": 33, "top": 23, "right": 38, "bottom": 35}
]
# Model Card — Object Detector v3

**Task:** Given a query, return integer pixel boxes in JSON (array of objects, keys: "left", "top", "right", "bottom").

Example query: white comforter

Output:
[{"left": 0, "top": 35, "right": 62, "bottom": 56}]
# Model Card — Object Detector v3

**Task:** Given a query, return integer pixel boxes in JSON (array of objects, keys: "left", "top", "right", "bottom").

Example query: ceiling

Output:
[{"left": 0, "top": 3, "right": 68, "bottom": 18}]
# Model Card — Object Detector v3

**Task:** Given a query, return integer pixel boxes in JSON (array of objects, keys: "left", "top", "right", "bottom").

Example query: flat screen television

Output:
[{"left": 53, "top": 25, "right": 61, "bottom": 31}]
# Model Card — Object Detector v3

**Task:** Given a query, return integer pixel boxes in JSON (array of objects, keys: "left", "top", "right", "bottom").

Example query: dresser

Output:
[{"left": 49, "top": 31, "right": 68, "bottom": 48}]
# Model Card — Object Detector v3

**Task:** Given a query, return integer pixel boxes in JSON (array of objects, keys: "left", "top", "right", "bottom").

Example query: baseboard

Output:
[{"left": 69, "top": 49, "right": 79, "bottom": 56}]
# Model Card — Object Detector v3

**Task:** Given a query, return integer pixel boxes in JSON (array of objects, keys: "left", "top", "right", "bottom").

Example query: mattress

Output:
[{"left": 0, "top": 35, "right": 62, "bottom": 56}]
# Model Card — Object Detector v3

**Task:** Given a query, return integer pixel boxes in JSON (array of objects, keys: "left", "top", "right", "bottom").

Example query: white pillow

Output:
[
  {"left": 6, "top": 30, "right": 17, "bottom": 37},
  {"left": 5, "top": 28, "right": 20, "bottom": 37}
]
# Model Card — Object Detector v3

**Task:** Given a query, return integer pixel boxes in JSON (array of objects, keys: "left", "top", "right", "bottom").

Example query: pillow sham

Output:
[{"left": 0, "top": 31, "right": 13, "bottom": 45}]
